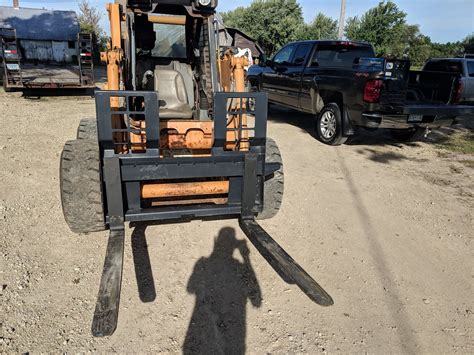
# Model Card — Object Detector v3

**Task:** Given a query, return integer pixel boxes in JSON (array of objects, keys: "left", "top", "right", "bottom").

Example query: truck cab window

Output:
[
  {"left": 292, "top": 43, "right": 312, "bottom": 67},
  {"left": 467, "top": 61, "right": 474, "bottom": 77},
  {"left": 424, "top": 60, "right": 464, "bottom": 75},
  {"left": 312, "top": 44, "right": 374, "bottom": 67},
  {"left": 273, "top": 44, "right": 297, "bottom": 66}
]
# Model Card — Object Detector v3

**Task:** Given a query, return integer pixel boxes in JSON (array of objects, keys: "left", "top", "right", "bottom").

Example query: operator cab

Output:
[{"left": 132, "top": 3, "right": 214, "bottom": 120}]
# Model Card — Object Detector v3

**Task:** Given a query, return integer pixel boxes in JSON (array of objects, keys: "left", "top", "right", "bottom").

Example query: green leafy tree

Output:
[
  {"left": 221, "top": 0, "right": 305, "bottom": 55},
  {"left": 77, "top": 0, "right": 107, "bottom": 52},
  {"left": 463, "top": 34, "right": 474, "bottom": 54},
  {"left": 406, "top": 32, "right": 432, "bottom": 67},
  {"left": 299, "top": 13, "right": 338, "bottom": 41},
  {"left": 430, "top": 41, "right": 464, "bottom": 59},
  {"left": 344, "top": 1, "right": 407, "bottom": 56}
]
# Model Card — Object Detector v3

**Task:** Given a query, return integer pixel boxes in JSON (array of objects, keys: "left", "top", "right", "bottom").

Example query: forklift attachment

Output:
[
  {"left": 239, "top": 219, "right": 334, "bottom": 306},
  {"left": 60, "top": 1, "right": 335, "bottom": 339},
  {"left": 91, "top": 229, "right": 125, "bottom": 337}
]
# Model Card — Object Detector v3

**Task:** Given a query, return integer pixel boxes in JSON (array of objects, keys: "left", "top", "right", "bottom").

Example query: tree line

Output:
[{"left": 221, "top": 0, "right": 474, "bottom": 67}]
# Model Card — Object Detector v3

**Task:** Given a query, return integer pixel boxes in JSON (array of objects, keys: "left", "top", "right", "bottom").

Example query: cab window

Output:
[
  {"left": 152, "top": 23, "right": 187, "bottom": 58},
  {"left": 467, "top": 61, "right": 474, "bottom": 77},
  {"left": 312, "top": 44, "right": 375, "bottom": 67},
  {"left": 424, "top": 60, "right": 464, "bottom": 75},
  {"left": 273, "top": 44, "right": 297, "bottom": 66},
  {"left": 292, "top": 43, "right": 312, "bottom": 66}
]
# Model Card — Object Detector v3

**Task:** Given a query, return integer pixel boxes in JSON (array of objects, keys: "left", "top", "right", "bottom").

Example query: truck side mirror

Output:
[{"left": 258, "top": 54, "right": 267, "bottom": 67}]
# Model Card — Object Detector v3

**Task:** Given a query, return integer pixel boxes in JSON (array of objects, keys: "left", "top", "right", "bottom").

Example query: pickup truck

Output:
[{"left": 247, "top": 40, "right": 474, "bottom": 145}]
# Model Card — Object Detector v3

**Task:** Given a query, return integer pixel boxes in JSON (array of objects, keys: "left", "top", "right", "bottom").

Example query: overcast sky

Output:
[{"left": 1, "top": 0, "right": 473, "bottom": 43}]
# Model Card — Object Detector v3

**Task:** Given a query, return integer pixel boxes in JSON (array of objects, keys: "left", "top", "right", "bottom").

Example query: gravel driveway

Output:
[{"left": 0, "top": 90, "right": 472, "bottom": 353}]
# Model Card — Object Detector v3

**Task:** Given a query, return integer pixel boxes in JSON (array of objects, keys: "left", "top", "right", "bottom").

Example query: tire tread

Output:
[{"left": 60, "top": 139, "right": 106, "bottom": 234}]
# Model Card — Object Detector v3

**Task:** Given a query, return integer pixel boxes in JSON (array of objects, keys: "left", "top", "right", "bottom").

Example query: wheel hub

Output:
[{"left": 320, "top": 111, "right": 336, "bottom": 139}]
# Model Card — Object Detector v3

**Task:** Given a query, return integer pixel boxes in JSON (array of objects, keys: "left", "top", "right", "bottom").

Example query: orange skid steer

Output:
[{"left": 60, "top": 0, "right": 333, "bottom": 337}]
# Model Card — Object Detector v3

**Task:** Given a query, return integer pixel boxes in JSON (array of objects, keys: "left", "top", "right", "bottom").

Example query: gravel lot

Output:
[{"left": 0, "top": 88, "right": 473, "bottom": 353}]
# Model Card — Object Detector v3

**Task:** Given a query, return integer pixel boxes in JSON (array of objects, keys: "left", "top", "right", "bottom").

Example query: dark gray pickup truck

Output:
[{"left": 247, "top": 40, "right": 474, "bottom": 145}]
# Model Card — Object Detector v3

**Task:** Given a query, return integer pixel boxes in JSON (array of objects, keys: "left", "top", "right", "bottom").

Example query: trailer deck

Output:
[
  {"left": 17, "top": 63, "right": 94, "bottom": 89},
  {"left": 1, "top": 29, "right": 94, "bottom": 91}
]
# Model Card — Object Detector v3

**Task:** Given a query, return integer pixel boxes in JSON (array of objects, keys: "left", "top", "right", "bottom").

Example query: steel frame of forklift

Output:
[{"left": 84, "top": 0, "right": 334, "bottom": 337}]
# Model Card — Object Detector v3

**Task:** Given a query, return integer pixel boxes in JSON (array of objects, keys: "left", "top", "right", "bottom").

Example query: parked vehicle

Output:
[
  {"left": 422, "top": 55, "right": 474, "bottom": 105},
  {"left": 248, "top": 40, "right": 474, "bottom": 145}
]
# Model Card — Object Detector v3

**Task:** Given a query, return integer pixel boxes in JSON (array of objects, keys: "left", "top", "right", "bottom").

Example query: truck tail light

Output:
[
  {"left": 453, "top": 80, "right": 463, "bottom": 104},
  {"left": 364, "top": 79, "right": 383, "bottom": 103}
]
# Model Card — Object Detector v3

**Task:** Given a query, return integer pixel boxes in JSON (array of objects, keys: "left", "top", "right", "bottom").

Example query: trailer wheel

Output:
[
  {"left": 257, "top": 138, "right": 284, "bottom": 220},
  {"left": 77, "top": 118, "right": 97, "bottom": 140},
  {"left": 60, "top": 139, "right": 106, "bottom": 234},
  {"left": 315, "top": 103, "right": 348, "bottom": 146}
]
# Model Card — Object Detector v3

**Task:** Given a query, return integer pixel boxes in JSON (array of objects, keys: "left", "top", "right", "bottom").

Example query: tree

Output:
[
  {"left": 221, "top": 0, "right": 305, "bottom": 55},
  {"left": 345, "top": 1, "right": 407, "bottom": 56},
  {"left": 429, "top": 41, "right": 464, "bottom": 59},
  {"left": 463, "top": 34, "right": 474, "bottom": 54},
  {"left": 78, "top": 0, "right": 102, "bottom": 34},
  {"left": 299, "top": 13, "right": 338, "bottom": 41},
  {"left": 77, "top": 0, "right": 107, "bottom": 52}
]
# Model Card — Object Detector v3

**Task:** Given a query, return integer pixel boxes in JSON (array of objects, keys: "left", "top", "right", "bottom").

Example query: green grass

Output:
[{"left": 436, "top": 132, "right": 474, "bottom": 155}]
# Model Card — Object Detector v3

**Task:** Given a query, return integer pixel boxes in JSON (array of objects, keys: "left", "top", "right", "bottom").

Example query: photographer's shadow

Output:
[{"left": 183, "top": 227, "right": 262, "bottom": 355}]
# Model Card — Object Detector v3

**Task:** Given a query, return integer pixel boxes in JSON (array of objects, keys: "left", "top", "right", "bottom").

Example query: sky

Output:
[{"left": 1, "top": 0, "right": 473, "bottom": 43}]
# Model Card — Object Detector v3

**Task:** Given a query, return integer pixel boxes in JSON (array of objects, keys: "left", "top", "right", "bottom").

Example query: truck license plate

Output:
[{"left": 408, "top": 114, "right": 423, "bottom": 122}]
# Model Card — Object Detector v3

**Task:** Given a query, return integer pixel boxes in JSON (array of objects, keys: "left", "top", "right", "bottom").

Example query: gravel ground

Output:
[{"left": 0, "top": 89, "right": 473, "bottom": 353}]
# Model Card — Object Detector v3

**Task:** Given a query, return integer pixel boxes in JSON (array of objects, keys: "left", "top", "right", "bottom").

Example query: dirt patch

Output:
[{"left": 0, "top": 94, "right": 473, "bottom": 353}]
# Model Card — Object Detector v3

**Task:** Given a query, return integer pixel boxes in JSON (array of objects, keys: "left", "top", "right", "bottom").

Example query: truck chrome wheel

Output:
[
  {"left": 320, "top": 111, "right": 337, "bottom": 139},
  {"left": 315, "top": 103, "right": 348, "bottom": 146}
]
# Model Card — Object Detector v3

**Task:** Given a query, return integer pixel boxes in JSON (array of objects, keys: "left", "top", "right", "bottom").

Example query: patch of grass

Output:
[{"left": 436, "top": 132, "right": 474, "bottom": 155}]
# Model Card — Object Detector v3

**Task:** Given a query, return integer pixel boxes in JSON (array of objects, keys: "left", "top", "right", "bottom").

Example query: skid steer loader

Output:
[{"left": 60, "top": 0, "right": 333, "bottom": 337}]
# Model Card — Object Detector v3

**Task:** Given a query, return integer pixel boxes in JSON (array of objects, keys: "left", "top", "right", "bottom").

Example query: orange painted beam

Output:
[{"left": 142, "top": 181, "right": 230, "bottom": 199}]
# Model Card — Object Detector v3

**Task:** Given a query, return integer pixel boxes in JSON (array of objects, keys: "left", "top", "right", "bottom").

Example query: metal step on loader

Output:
[{"left": 59, "top": 0, "right": 333, "bottom": 337}]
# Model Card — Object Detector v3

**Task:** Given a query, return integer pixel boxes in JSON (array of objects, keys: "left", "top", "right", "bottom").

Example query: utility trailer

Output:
[
  {"left": 60, "top": 0, "right": 334, "bottom": 337},
  {"left": 0, "top": 29, "right": 95, "bottom": 92}
]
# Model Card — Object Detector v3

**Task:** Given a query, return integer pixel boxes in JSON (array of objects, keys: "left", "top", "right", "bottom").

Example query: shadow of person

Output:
[{"left": 183, "top": 227, "right": 262, "bottom": 355}]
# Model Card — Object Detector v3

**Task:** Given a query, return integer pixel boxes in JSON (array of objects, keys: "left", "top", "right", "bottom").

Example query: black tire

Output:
[
  {"left": 315, "top": 103, "right": 348, "bottom": 146},
  {"left": 60, "top": 139, "right": 106, "bottom": 234},
  {"left": 257, "top": 138, "right": 284, "bottom": 220},
  {"left": 390, "top": 128, "right": 426, "bottom": 142},
  {"left": 77, "top": 118, "right": 97, "bottom": 140}
]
